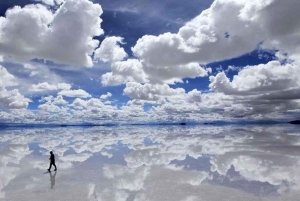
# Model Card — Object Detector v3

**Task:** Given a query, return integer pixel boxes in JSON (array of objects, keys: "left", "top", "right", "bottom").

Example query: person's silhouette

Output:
[
  {"left": 48, "top": 151, "right": 57, "bottom": 171},
  {"left": 49, "top": 171, "right": 57, "bottom": 189}
]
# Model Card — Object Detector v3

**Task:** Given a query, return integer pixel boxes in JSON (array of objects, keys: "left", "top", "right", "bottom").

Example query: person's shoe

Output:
[
  {"left": 54, "top": 169, "right": 57, "bottom": 171},
  {"left": 47, "top": 169, "right": 50, "bottom": 172}
]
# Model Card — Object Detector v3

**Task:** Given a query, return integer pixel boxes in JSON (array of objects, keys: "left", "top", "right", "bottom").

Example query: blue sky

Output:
[{"left": 0, "top": 0, "right": 299, "bottom": 123}]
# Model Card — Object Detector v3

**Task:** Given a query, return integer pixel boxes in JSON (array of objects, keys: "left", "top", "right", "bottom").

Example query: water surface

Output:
[{"left": 0, "top": 125, "right": 300, "bottom": 201}]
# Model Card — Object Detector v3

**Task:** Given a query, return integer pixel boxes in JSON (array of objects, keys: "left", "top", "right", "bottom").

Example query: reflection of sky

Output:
[{"left": 0, "top": 125, "right": 300, "bottom": 200}]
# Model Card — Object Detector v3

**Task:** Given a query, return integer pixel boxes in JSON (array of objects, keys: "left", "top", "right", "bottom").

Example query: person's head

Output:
[{"left": 50, "top": 151, "right": 53, "bottom": 155}]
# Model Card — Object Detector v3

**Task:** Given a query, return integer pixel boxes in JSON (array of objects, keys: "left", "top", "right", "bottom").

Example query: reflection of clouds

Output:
[
  {"left": 39, "top": 140, "right": 62, "bottom": 150},
  {"left": 101, "top": 151, "right": 113, "bottom": 158},
  {"left": 125, "top": 146, "right": 186, "bottom": 168},
  {"left": 53, "top": 147, "right": 69, "bottom": 157},
  {"left": 207, "top": 126, "right": 300, "bottom": 196},
  {"left": 0, "top": 166, "right": 19, "bottom": 198},
  {"left": 0, "top": 138, "right": 32, "bottom": 199},
  {"left": 211, "top": 152, "right": 300, "bottom": 194},
  {"left": 60, "top": 153, "right": 93, "bottom": 162},
  {"left": 103, "top": 164, "right": 149, "bottom": 191},
  {"left": 96, "top": 188, "right": 129, "bottom": 201},
  {"left": 1, "top": 125, "right": 300, "bottom": 200},
  {"left": 31, "top": 160, "right": 48, "bottom": 170},
  {"left": 0, "top": 144, "right": 32, "bottom": 165},
  {"left": 134, "top": 183, "right": 265, "bottom": 201},
  {"left": 132, "top": 166, "right": 256, "bottom": 201},
  {"left": 101, "top": 163, "right": 209, "bottom": 201}
]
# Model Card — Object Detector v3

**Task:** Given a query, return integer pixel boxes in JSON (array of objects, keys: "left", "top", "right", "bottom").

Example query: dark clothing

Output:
[
  {"left": 48, "top": 162, "right": 57, "bottom": 171},
  {"left": 48, "top": 153, "right": 57, "bottom": 171},
  {"left": 50, "top": 154, "right": 55, "bottom": 163}
]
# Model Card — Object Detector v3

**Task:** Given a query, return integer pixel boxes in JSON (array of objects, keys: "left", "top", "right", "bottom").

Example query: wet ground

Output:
[{"left": 0, "top": 124, "right": 300, "bottom": 201}]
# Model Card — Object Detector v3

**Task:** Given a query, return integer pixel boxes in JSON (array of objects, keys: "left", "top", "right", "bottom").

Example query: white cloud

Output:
[
  {"left": 72, "top": 98, "right": 87, "bottom": 109},
  {"left": 131, "top": 0, "right": 283, "bottom": 67},
  {"left": 101, "top": 59, "right": 147, "bottom": 86},
  {"left": 1, "top": 0, "right": 300, "bottom": 121},
  {"left": 39, "top": 95, "right": 68, "bottom": 105},
  {"left": 0, "top": 66, "right": 30, "bottom": 109},
  {"left": 58, "top": 89, "right": 91, "bottom": 98},
  {"left": 103, "top": 0, "right": 299, "bottom": 87},
  {"left": 0, "top": 0, "right": 103, "bottom": 67},
  {"left": 210, "top": 61, "right": 300, "bottom": 96},
  {"left": 38, "top": 102, "right": 62, "bottom": 112},
  {"left": 86, "top": 98, "right": 105, "bottom": 108},
  {"left": 52, "top": 95, "right": 68, "bottom": 105},
  {"left": 94, "top": 36, "right": 127, "bottom": 63},
  {"left": 101, "top": 72, "right": 127, "bottom": 86},
  {"left": 123, "top": 0, "right": 300, "bottom": 88},
  {"left": 186, "top": 89, "right": 201, "bottom": 103},
  {"left": 208, "top": 60, "right": 300, "bottom": 117},
  {"left": 145, "top": 62, "right": 208, "bottom": 84},
  {"left": 30, "top": 82, "right": 71, "bottom": 93},
  {"left": 100, "top": 92, "right": 112, "bottom": 100},
  {"left": 0, "top": 66, "right": 17, "bottom": 87},
  {"left": 124, "top": 82, "right": 185, "bottom": 102}
]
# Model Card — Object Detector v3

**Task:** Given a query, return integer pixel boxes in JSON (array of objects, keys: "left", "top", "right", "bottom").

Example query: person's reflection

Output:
[{"left": 49, "top": 171, "right": 57, "bottom": 189}]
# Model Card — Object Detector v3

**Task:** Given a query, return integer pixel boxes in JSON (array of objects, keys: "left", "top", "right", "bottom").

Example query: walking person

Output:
[{"left": 48, "top": 151, "right": 57, "bottom": 171}]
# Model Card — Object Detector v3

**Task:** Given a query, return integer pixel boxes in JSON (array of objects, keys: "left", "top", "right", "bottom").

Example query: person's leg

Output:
[
  {"left": 53, "top": 162, "right": 57, "bottom": 171},
  {"left": 48, "top": 163, "right": 52, "bottom": 171}
]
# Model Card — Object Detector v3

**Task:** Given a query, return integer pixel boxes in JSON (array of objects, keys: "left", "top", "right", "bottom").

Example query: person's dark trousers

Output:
[{"left": 48, "top": 162, "right": 57, "bottom": 171}]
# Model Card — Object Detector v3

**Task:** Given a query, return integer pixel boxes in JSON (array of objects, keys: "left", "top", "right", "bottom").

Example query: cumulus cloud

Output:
[
  {"left": 186, "top": 89, "right": 202, "bottom": 103},
  {"left": 109, "top": 0, "right": 300, "bottom": 119},
  {"left": 94, "top": 36, "right": 127, "bottom": 63},
  {"left": 52, "top": 95, "right": 68, "bottom": 105},
  {"left": 67, "top": 97, "right": 121, "bottom": 122},
  {"left": 100, "top": 92, "right": 112, "bottom": 100},
  {"left": 0, "top": 0, "right": 103, "bottom": 67},
  {"left": 124, "top": 82, "right": 185, "bottom": 101},
  {"left": 100, "top": 0, "right": 299, "bottom": 97},
  {"left": 0, "top": 66, "right": 17, "bottom": 87},
  {"left": 132, "top": 0, "right": 300, "bottom": 66},
  {"left": 72, "top": 98, "right": 106, "bottom": 109},
  {"left": 0, "top": 66, "right": 30, "bottom": 109},
  {"left": 210, "top": 61, "right": 300, "bottom": 96},
  {"left": 58, "top": 89, "right": 91, "bottom": 98},
  {"left": 208, "top": 60, "right": 300, "bottom": 117},
  {"left": 38, "top": 102, "right": 64, "bottom": 112},
  {"left": 1, "top": 0, "right": 300, "bottom": 121},
  {"left": 101, "top": 59, "right": 147, "bottom": 86},
  {"left": 30, "top": 82, "right": 71, "bottom": 93},
  {"left": 94, "top": 0, "right": 299, "bottom": 114},
  {"left": 102, "top": 56, "right": 207, "bottom": 85},
  {"left": 144, "top": 62, "right": 208, "bottom": 84},
  {"left": 39, "top": 95, "right": 68, "bottom": 105}
]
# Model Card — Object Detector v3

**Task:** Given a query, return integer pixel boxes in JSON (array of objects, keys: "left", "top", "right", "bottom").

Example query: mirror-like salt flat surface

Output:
[{"left": 1, "top": 125, "right": 300, "bottom": 201}]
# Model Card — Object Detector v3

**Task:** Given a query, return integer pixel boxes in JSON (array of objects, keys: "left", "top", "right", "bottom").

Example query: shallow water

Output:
[{"left": 0, "top": 124, "right": 300, "bottom": 201}]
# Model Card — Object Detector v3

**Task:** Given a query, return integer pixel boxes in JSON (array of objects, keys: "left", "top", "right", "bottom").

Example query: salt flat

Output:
[{"left": 0, "top": 125, "right": 300, "bottom": 201}]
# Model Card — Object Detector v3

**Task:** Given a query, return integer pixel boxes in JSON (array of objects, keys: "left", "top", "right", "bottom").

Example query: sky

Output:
[{"left": 0, "top": 0, "right": 299, "bottom": 124}]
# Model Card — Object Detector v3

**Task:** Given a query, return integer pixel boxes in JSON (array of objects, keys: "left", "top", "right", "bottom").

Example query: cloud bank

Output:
[{"left": 0, "top": 0, "right": 300, "bottom": 123}]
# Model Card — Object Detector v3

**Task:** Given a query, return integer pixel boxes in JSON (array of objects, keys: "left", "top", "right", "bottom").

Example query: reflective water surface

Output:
[{"left": 0, "top": 125, "right": 300, "bottom": 201}]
